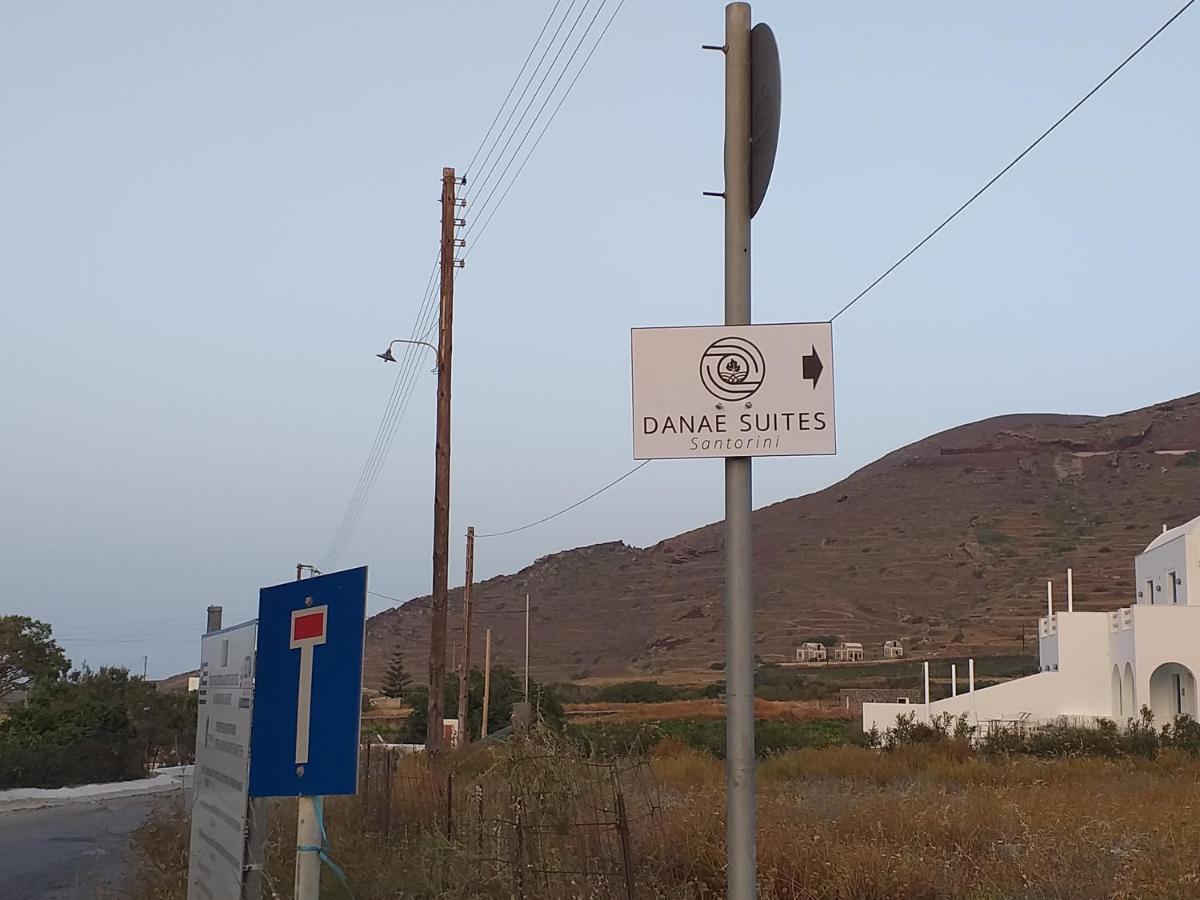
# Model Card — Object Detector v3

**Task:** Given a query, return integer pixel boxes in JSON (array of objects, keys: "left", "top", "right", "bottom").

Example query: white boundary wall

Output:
[{"left": 865, "top": 514, "right": 1200, "bottom": 736}]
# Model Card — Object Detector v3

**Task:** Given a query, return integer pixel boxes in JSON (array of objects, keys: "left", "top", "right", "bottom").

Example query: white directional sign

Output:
[
  {"left": 631, "top": 322, "right": 835, "bottom": 459},
  {"left": 187, "top": 621, "right": 256, "bottom": 900}
]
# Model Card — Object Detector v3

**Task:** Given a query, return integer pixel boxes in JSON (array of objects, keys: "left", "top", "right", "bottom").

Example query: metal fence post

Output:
[
  {"left": 475, "top": 784, "right": 485, "bottom": 861},
  {"left": 615, "top": 787, "right": 636, "bottom": 900},
  {"left": 384, "top": 750, "right": 393, "bottom": 839},
  {"left": 513, "top": 796, "right": 526, "bottom": 900}
]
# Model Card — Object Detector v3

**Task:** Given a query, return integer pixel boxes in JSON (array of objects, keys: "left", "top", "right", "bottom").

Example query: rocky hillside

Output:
[{"left": 364, "top": 393, "right": 1200, "bottom": 687}]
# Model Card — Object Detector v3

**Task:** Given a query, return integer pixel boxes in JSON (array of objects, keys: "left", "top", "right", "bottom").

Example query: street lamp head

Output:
[{"left": 376, "top": 346, "right": 397, "bottom": 363}]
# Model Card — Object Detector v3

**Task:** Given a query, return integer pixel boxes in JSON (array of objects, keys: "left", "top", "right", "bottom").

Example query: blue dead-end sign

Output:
[{"left": 248, "top": 566, "right": 367, "bottom": 797}]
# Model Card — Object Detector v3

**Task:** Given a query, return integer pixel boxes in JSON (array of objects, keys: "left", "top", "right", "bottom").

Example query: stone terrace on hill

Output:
[{"left": 363, "top": 393, "right": 1200, "bottom": 687}]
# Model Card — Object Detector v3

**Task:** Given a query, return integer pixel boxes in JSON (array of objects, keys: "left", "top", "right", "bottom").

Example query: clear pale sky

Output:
[{"left": 1, "top": 2, "right": 1196, "bottom": 678}]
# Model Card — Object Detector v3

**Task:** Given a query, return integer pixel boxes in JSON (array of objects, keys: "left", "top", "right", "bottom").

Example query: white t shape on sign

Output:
[{"left": 290, "top": 605, "right": 328, "bottom": 766}]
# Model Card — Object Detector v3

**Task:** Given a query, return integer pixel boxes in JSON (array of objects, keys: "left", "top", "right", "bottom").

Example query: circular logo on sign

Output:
[{"left": 700, "top": 336, "right": 765, "bottom": 401}]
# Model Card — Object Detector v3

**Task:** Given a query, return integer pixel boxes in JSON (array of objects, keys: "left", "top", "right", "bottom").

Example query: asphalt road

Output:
[{"left": 0, "top": 794, "right": 167, "bottom": 899}]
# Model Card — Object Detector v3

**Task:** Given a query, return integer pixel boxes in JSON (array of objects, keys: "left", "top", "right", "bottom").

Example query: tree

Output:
[
  {"left": 0, "top": 616, "right": 69, "bottom": 701},
  {"left": 447, "top": 665, "right": 566, "bottom": 740},
  {"left": 0, "top": 665, "right": 196, "bottom": 787},
  {"left": 393, "top": 666, "right": 567, "bottom": 745},
  {"left": 381, "top": 650, "right": 411, "bottom": 699},
  {"left": 396, "top": 685, "right": 429, "bottom": 743}
]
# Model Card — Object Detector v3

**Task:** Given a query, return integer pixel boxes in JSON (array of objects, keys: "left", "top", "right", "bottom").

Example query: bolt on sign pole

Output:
[
  {"left": 457, "top": 526, "right": 475, "bottom": 745},
  {"left": 427, "top": 166, "right": 458, "bottom": 752},
  {"left": 723, "top": 5, "right": 756, "bottom": 899}
]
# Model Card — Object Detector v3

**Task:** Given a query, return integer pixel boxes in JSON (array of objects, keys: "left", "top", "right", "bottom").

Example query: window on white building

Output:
[
  {"left": 1147, "top": 579, "right": 1157, "bottom": 605},
  {"left": 1169, "top": 572, "right": 1178, "bottom": 604}
]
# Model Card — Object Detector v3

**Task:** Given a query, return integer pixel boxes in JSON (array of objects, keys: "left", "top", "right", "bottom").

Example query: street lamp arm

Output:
[{"left": 377, "top": 339, "right": 440, "bottom": 366}]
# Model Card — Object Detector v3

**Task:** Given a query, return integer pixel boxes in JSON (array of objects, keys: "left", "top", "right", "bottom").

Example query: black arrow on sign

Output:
[{"left": 802, "top": 345, "right": 823, "bottom": 388}]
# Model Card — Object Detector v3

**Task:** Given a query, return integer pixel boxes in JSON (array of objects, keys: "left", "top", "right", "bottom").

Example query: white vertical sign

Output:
[
  {"left": 289, "top": 606, "right": 328, "bottom": 766},
  {"left": 187, "top": 622, "right": 256, "bottom": 900}
]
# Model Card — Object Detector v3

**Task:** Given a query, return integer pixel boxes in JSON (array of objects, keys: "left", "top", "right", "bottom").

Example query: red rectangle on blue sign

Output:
[{"left": 292, "top": 611, "right": 326, "bottom": 641}]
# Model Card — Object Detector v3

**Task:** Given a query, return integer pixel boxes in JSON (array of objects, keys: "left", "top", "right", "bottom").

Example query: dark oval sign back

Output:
[{"left": 749, "top": 22, "right": 781, "bottom": 218}]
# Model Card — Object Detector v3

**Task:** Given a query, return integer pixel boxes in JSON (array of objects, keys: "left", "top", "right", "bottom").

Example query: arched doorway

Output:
[
  {"left": 1122, "top": 663, "right": 1136, "bottom": 719},
  {"left": 1111, "top": 665, "right": 1123, "bottom": 718},
  {"left": 1149, "top": 663, "right": 1198, "bottom": 722}
]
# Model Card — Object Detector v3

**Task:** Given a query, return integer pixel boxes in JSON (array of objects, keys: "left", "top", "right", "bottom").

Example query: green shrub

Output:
[
  {"left": 1124, "top": 706, "right": 1161, "bottom": 759},
  {"left": 594, "top": 681, "right": 686, "bottom": 704},
  {"left": 566, "top": 718, "right": 850, "bottom": 759},
  {"left": 0, "top": 665, "right": 194, "bottom": 787},
  {"left": 1023, "top": 720, "right": 1122, "bottom": 758},
  {"left": 396, "top": 666, "right": 566, "bottom": 744},
  {"left": 884, "top": 711, "right": 975, "bottom": 749},
  {"left": 1163, "top": 714, "right": 1200, "bottom": 753},
  {"left": 700, "top": 681, "right": 724, "bottom": 699},
  {"left": 0, "top": 737, "right": 144, "bottom": 789},
  {"left": 978, "top": 711, "right": 1177, "bottom": 761}
]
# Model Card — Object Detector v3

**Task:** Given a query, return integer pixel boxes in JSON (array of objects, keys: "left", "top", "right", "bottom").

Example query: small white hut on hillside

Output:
[
  {"left": 834, "top": 642, "right": 864, "bottom": 663},
  {"left": 864, "top": 514, "right": 1200, "bottom": 733},
  {"left": 795, "top": 642, "right": 827, "bottom": 663}
]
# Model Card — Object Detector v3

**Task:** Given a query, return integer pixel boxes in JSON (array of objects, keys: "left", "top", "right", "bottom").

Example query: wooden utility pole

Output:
[
  {"left": 481, "top": 628, "right": 492, "bottom": 739},
  {"left": 524, "top": 593, "right": 531, "bottom": 700},
  {"left": 457, "top": 526, "right": 475, "bottom": 745},
  {"left": 426, "top": 166, "right": 459, "bottom": 752}
]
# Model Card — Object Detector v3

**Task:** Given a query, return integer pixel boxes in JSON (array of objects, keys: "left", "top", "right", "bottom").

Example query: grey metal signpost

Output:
[
  {"left": 629, "top": 6, "right": 793, "bottom": 896},
  {"left": 722, "top": 5, "right": 755, "bottom": 899},
  {"left": 723, "top": 5, "right": 779, "bottom": 899}
]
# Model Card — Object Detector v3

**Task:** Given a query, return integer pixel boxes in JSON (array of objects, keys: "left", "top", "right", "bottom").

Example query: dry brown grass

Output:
[
  {"left": 125, "top": 742, "right": 1200, "bottom": 899},
  {"left": 567, "top": 698, "right": 850, "bottom": 724},
  {"left": 648, "top": 744, "right": 1200, "bottom": 899}
]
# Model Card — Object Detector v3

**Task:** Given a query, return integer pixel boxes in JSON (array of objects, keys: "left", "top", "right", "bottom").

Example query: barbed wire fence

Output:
[{"left": 359, "top": 740, "right": 664, "bottom": 899}]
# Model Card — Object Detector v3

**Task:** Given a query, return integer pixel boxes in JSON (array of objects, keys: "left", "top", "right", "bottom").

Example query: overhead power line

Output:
[
  {"left": 320, "top": 261, "right": 442, "bottom": 570},
  {"left": 466, "top": 0, "right": 598, "bottom": 228},
  {"left": 463, "top": 0, "right": 566, "bottom": 178},
  {"left": 318, "top": 0, "right": 626, "bottom": 568},
  {"left": 465, "top": 0, "right": 627, "bottom": 256},
  {"left": 476, "top": 459, "right": 650, "bottom": 538},
  {"left": 367, "top": 589, "right": 405, "bottom": 604},
  {"left": 829, "top": 0, "right": 1196, "bottom": 322},
  {"left": 468, "top": 0, "right": 582, "bottom": 190},
  {"left": 321, "top": 4, "right": 589, "bottom": 569}
]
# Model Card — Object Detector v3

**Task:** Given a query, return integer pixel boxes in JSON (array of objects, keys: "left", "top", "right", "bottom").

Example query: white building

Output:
[
  {"left": 795, "top": 642, "right": 827, "bottom": 663},
  {"left": 864, "top": 515, "right": 1200, "bottom": 734},
  {"left": 834, "top": 642, "right": 864, "bottom": 663},
  {"left": 883, "top": 640, "right": 904, "bottom": 660}
]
